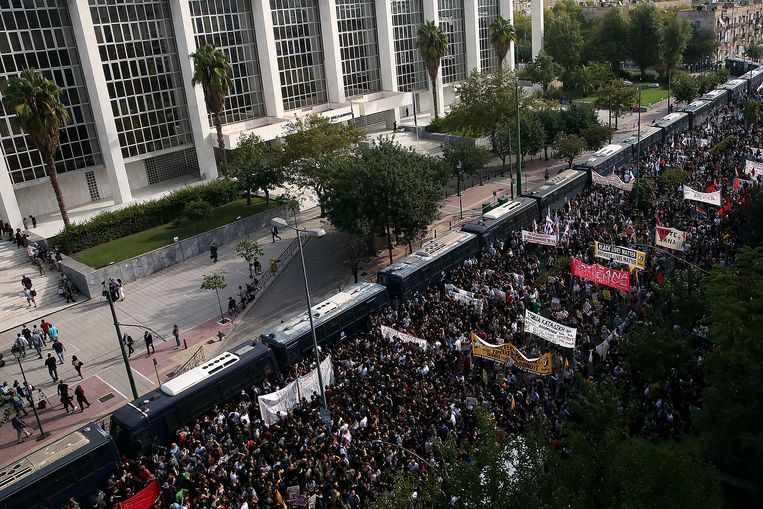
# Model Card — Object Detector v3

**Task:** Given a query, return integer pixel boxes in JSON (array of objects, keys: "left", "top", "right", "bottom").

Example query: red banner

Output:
[
  {"left": 570, "top": 257, "right": 630, "bottom": 292},
  {"left": 115, "top": 480, "right": 160, "bottom": 509}
]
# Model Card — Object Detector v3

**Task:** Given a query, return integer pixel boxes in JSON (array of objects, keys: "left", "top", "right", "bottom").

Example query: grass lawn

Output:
[
  {"left": 576, "top": 83, "right": 669, "bottom": 106},
  {"left": 72, "top": 198, "right": 272, "bottom": 268}
]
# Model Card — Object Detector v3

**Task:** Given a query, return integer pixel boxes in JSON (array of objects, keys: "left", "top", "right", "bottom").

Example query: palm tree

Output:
[
  {"left": 573, "top": 65, "right": 597, "bottom": 96},
  {"left": 417, "top": 20, "right": 449, "bottom": 119},
  {"left": 191, "top": 44, "right": 233, "bottom": 176},
  {"left": 3, "top": 69, "right": 71, "bottom": 226},
  {"left": 489, "top": 15, "right": 517, "bottom": 71}
]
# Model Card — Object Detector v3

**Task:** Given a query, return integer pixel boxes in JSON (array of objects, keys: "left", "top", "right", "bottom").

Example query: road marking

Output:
[
  {"left": 131, "top": 367, "right": 154, "bottom": 385},
  {"left": 96, "top": 374, "right": 128, "bottom": 401}
]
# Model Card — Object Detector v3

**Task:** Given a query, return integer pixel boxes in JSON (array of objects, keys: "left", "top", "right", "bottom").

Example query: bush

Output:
[
  {"left": 54, "top": 179, "right": 239, "bottom": 254},
  {"left": 709, "top": 135, "right": 735, "bottom": 154},
  {"left": 658, "top": 168, "right": 689, "bottom": 192},
  {"left": 425, "top": 116, "right": 449, "bottom": 133},
  {"left": 182, "top": 200, "right": 213, "bottom": 221}
]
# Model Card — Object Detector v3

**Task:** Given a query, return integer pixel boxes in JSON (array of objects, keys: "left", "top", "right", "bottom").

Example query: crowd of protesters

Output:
[{"left": 73, "top": 100, "right": 760, "bottom": 509}]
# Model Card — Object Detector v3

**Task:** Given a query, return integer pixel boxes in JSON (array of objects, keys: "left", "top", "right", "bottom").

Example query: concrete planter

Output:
[{"left": 60, "top": 205, "right": 287, "bottom": 298}]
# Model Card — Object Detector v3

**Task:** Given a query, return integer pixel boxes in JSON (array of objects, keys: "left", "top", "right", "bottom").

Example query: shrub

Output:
[
  {"left": 658, "top": 168, "right": 689, "bottom": 192},
  {"left": 182, "top": 200, "right": 213, "bottom": 221},
  {"left": 54, "top": 179, "right": 239, "bottom": 254},
  {"left": 709, "top": 135, "right": 735, "bottom": 154}
]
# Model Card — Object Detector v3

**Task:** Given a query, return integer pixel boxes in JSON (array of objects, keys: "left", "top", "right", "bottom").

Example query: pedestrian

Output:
[
  {"left": 29, "top": 215, "right": 36, "bottom": 228},
  {"left": 210, "top": 242, "right": 218, "bottom": 263},
  {"left": 34, "top": 255, "right": 46, "bottom": 276},
  {"left": 271, "top": 225, "right": 281, "bottom": 243},
  {"left": 254, "top": 258, "right": 262, "bottom": 275},
  {"left": 14, "top": 333, "right": 27, "bottom": 358},
  {"left": 24, "top": 287, "right": 37, "bottom": 308},
  {"left": 117, "top": 278, "right": 125, "bottom": 301},
  {"left": 123, "top": 332, "right": 135, "bottom": 357},
  {"left": 544, "top": 168, "right": 549, "bottom": 181},
  {"left": 74, "top": 385, "right": 91, "bottom": 412},
  {"left": 58, "top": 381, "right": 75, "bottom": 413},
  {"left": 52, "top": 339, "right": 66, "bottom": 364},
  {"left": 21, "top": 274, "right": 32, "bottom": 290},
  {"left": 172, "top": 325, "right": 180, "bottom": 349},
  {"left": 144, "top": 331, "right": 155, "bottom": 356},
  {"left": 22, "top": 216, "right": 28, "bottom": 230},
  {"left": 72, "top": 355, "right": 84, "bottom": 379},
  {"left": 11, "top": 393, "right": 28, "bottom": 416},
  {"left": 40, "top": 319, "right": 50, "bottom": 345},
  {"left": 45, "top": 353, "right": 58, "bottom": 381},
  {"left": 11, "top": 411, "right": 32, "bottom": 443},
  {"left": 15, "top": 228, "right": 22, "bottom": 248},
  {"left": 48, "top": 323, "right": 59, "bottom": 342},
  {"left": 30, "top": 331, "right": 43, "bottom": 358},
  {"left": 54, "top": 249, "right": 63, "bottom": 272}
]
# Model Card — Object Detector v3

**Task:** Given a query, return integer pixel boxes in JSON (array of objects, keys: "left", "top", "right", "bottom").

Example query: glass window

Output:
[
  {"left": 392, "top": 0, "right": 427, "bottom": 92},
  {"left": 478, "top": 0, "right": 499, "bottom": 73},
  {"left": 438, "top": 0, "right": 466, "bottom": 84},
  {"left": 336, "top": 0, "right": 381, "bottom": 97}
]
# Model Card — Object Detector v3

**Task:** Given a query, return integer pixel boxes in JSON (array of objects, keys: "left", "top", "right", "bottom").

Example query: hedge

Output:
[
  {"left": 54, "top": 179, "right": 239, "bottom": 254},
  {"left": 709, "top": 135, "right": 735, "bottom": 155}
]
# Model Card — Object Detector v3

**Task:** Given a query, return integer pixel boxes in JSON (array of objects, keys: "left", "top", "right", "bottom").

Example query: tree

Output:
[
  {"left": 442, "top": 143, "right": 491, "bottom": 191},
  {"left": 629, "top": 3, "right": 663, "bottom": 79},
  {"left": 418, "top": 20, "right": 449, "bottom": 119},
  {"left": 325, "top": 139, "right": 447, "bottom": 264},
  {"left": 491, "top": 119, "right": 514, "bottom": 172},
  {"left": 743, "top": 98, "right": 760, "bottom": 125},
  {"left": 537, "top": 107, "right": 563, "bottom": 160},
  {"left": 200, "top": 272, "right": 228, "bottom": 323},
  {"left": 581, "top": 124, "right": 614, "bottom": 151},
  {"left": 593, "top": 8, "right": 629, "bottom": 71},
  {"left": 518, "top": 111, "right": 546, "bottom": 161},
  {"left": 662, "top": 17, "right": 693, "bottom": 76},
  {"left": 553, "top": 133, "right": 585, "bottom": 168},
  {"left": 526, "top": 50, "right": 563, "bottom": 96},
  {"left": 3, "top": 69, "right": 72, "bottom": 226},
  {"left": 631, "top": 178, "right": 656, "bottom": 210},
  {"left": 745, "top": 42, "right": 763, "bottom": 62},
  {"left": 560, "top": 102, "right": 599, "bottom": 136},
  {"left": 514, "top": 13, "right": 533, "bottom": 63},
  {"left": 572, "top": 65, "right": 597, "bottom": 96},
  {"left": 594, "top": 80, "right": 638, "bottom": 128},
  {"left": 235, "top": 238, "right": 263, "bottom": 279},
  {"left": 280, "top": 114, "right": 364, "bottom": 216},
  {"left": 191, "top": 44, "right": 233, "bottom": 176},
  {"left": 684, "top": 28, "right": 719, "bottom": 64},
  {"left": 657, "top": 167, "right": 689, "bottom": 192},
  {"left": 544, "top": 13, "right": 584, "bottom": 80},
  {"left": 231, "top": 133, "right": 282, "bottom": 205},
  {"left": 671, "top": 72, "right": 699, "bottom": 104},
  {"left": 447, "top": 69, "right": 518, "bottom": 141},
  {"left": 489, "top": 16, "right": 516, "bottom": 71}
]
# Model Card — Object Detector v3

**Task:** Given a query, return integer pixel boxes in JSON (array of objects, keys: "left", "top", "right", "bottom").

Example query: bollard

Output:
[{"left": 183, "top": 339, "right": 188, "bottom": 349}]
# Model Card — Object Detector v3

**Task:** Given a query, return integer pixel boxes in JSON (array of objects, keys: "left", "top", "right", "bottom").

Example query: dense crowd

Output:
[{"left": 72, "top": 100, "right": 759, "bottom": 509}]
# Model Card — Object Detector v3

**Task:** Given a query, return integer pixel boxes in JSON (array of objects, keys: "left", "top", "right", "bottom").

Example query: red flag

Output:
[
  {"left": 706, "top": 183, "right": 716, "bottom": 193},
  {"left": 718, "top": 206, "right": 725, "bottom": 218},
  {"left": 654, "top": 211, "right": 662, "bottom": 226},
  {"left": 115, "top": 480, "right": 159, "bottom": 509},
  {"left": 733, "top": 177, "right": 741, "bottom": 190}
]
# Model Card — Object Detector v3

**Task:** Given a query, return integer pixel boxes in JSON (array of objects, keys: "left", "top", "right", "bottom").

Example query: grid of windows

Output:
[
  {"left": 0, "top": 1, "right": 102, "bottom": 185},
  {"left": 438, "top": 0, "right": 466, "bottom": 84},
  {"left": 392, "top": 0, "right": 426, "bottom": 92},
  {"left": 190, "top": 0, "right": 266, "bottom": 124},
  {"left": 271, "top": 0, "right": 327, "bottom": 111},
  {"left": 478, "top": 0, "right": 499, "bottom": 73},
  {"left": 90, "top": 0, "right": 192, "bottom": 159},
  {"left": 336, "top": 0, "right": 381, "bottom": 97}
]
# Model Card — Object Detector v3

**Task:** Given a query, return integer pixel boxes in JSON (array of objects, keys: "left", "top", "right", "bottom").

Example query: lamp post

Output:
[
  {"left": 10, "top": 345, "right": 48, "bottom": 440},
  {"left": 624, "top": 81, "right": 642, "bottom": 209},
  {"left": 102, "top": 281, "right": 139, "bottom": 400},
  {"left": 456, "top": 160, "right": 463, "bottom": 220},
  {"left": 515, "top": 76, "right": 522, "bottom": 196},
  {"left": 270, "top": 217, "right": 331, "bottom": 422}
]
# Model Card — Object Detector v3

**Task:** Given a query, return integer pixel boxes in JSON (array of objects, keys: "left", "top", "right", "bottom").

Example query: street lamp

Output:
[
  {"left": 456, "top": 160, "right": 463, "bottom": 220},
  {"left": 102, "top": 281, "right": 139, "bottom": 400},
  {"left": 270, "top": 217, "right": 330, "bottom": 422},
  {"left": 10, "top": 345, "right": 49, "bottom": 441},
  {"left": 624, "top": 80, "right": 642, "bottom": 208}
]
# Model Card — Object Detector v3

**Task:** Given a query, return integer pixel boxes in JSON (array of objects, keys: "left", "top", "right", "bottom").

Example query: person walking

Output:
[
  {"left": 21, "top": 274, "right": 32, "bottom": 291},
  {"left": 29, "top": 215, "right": 36, "bottom": 228},
  {"left": 45, "top": 353, "right": 58, "bottom": 381},
  {"left": 123, "top": 332, "right": 135, "bottom": 357},
  {"left": 117, "top": 279, "right": 125, "bottom": 301},
  {"left": 210, "top": 242, "right": 218, "bottom": 263},
  {"left": 11, "top": 393, "right": 28, "bottom": 416},
  {"left": 172, "top": 325, "right": 180, "bottom": 349},
  {"left": 144, "top": 331, "right": 155, "bottom": 356},
  {"left": 24, "top": 286, "right": 37, "bottom": 308},
  {"left": 74, "top": 385, "right": 91, "bottom": 412},
  {"left": 30, "top": 331, "right": 43, "bottom": 359},
  {"left": 271, "top": 225, "right": 281, "bottom": 243},
  {"left": 11, "top": 411, "right": 32, "bottom": 443},
  {"left": 72, "top": 355, "right": 84, "bottom": 379},
  {"left": 52, "top": 339, "right": 66, "bottom": 364},
  {"left": 14, "top": 333, "right": 27, "bottom": 358},
  {"left": 47, "top": 323, "right": 59, "bottom": 342},
  {"left": 58, "top": 381, "right": 75, "bottom": 413},
  {"left": 22, "top": 216, "right": 28, "bottom": 230},
  {"left": 40, "top": 319, "right": 50, "bottom": 345}
]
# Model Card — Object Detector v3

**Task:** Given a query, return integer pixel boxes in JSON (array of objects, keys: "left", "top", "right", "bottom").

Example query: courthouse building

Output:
[{"left": 0, "top": 0, "right": 514, "bottom": 226}]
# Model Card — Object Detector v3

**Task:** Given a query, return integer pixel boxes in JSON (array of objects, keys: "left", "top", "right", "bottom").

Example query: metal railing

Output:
[
  {"left": 253, "top": 235, "right": 302, "bottom": 292},
  {"left": 167, "top": 346, "right": 205, "bottom": 380}
]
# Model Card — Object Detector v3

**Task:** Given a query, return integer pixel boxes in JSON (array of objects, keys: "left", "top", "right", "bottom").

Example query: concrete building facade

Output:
[
  {"left": 679, "top": 1, "right": 763, "bottom": 64},
  {"left": 0, "top": 0, "right": 515, "bottom": 225}
]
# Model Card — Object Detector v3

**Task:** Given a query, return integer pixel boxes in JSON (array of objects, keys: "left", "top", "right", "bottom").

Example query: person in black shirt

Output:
[{"left": 44, "top": 354, "right": 58, "bottom": 381}]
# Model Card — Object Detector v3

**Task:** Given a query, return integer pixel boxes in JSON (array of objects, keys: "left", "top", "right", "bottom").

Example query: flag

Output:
[
  {"left": 115, "top": 481, "right": 160, "bottom": 509},
  {"left": 564, "top": 357, "right": 569, "bottom": 369},
  {"left": 692, "top": 204, "right": 708, "bottom": 220},
  {"left": 734, "top": 177, "right": 741, "bottom": 190},
  {"left": 276, "top": 490, "right": 288, "bottom": 509},
  {"left": 655, "top": 210, "right": 662, "bottom": 226},
  {"left": 706, "top": 182, "right": 716, "bottom": 193},
  {"left": 510, "top": 395, "right": 516, "bottom": 411}
]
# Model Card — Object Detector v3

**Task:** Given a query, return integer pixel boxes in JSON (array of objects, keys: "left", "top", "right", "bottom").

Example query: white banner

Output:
[
  {"left": 448, "top": 286, "right": 484, "bottom": 314},
  {"left": 521, "top": 230, "right": 558, "bottom": 247},
  {"left": 745, "top": 159, "right": 763, "bottom": 178},
  {"left": 591, "top": 171, "right": 634, "bottom": 191},
  {"left": 380, "top": 325, "right": 428, "bottom": 350},
  {"left": 683, "top": 185, "right": 721, "bottom": 206},
  {"left": 594, "top": 241, "right": 647, "bottom": 270},
  {"left": 259, "top": 355, "right": 334, "bottom": 426},
  {"left": 655, "top": 226, "right": 687, "bottom": 251},
  {"left": 524, "top": 310, "right": 577, "bottom": 349}
]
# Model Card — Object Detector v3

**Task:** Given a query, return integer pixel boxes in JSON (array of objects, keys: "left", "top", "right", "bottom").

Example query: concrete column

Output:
[
  {"left": 375, "top": 0, "right": 398, "bottom": 92},
  {"left": 499, "top": 0, "right": 515, "bottom": 70},
  {"left": 169, "top": 0, "right": 218, "bottom": 179},
  {"left": 464, "top": 0, "right": 480, "bottom": 74},
  {"left": 67, "top": 0, "right": 133, "bottom": 204},
  {"left": 319, "top": 0, "right": 346, "bottom": 104},
  {"left": 252, "top": 0, "right": 285, "bottom": 118},
  {"left": 424, "top": 0, "right": 445, "bottom": 117},
  {"left": 0, "top": 149, "right": 22, "bottom": 228},
  {"left": 531, "top": 0, "right": 543, "bottom": 60}
]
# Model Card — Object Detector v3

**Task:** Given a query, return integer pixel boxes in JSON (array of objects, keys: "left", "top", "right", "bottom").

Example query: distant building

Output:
[{"left": 678, "top": 1, "right": 763, "bottom": 63}]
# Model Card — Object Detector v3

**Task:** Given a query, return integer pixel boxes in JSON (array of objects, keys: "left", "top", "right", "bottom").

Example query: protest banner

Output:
[
  {"left": 470, "top": 334, "right": 552, "bottom": 375},
  {"left": 570, "top": 257, "right": 631, "bottom": 292},
  {"left": 380, "top": 325, "right": 428, "bottom": 349},
  {"left": 591, "top": 171, "right": 634, "bottom": 191},
  {"left": 448, "top": 287, "right": 484, "bottom": 314},
  {"left": 521, "top": 230, "right": 558, "bottom": 246},
  {"left": 114, "top": 480, "right": 159, "bottom": 509},
  {"left": 524, "top": 310, "right": 577, "bottom": 348},
  {"left": 683, "top": 185, "right": 721, "bottom": 206},
  {"left": 655, "top": 226, "right": 687, "bottom": 251},
  {"left": 744, "top": 159, "right": 763, "bottom": 178},
  {"left": 594, "top": 241, "right": 647, "bottom": 270}
]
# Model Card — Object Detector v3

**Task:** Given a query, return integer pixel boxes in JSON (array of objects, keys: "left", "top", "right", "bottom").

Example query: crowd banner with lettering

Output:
[
  {"left": 683, "top": 185, "right": 721, "bottom": 206},
  {"left": 655, "top": 226, "right": 687, "bottom": 252},
  {"left": 570, "top": 257, "right": 631, "bottom": 292},
  {"left": 524, "top": 310, "right": 577, "bottom": 349},
  {"left": 521, "top": 229, "right": 558, "bottom": 247},
  {"left": 594, "top": 241, "right": 646, "bottom": 270},
  {"left": 591, "top": 171, "right": 634, "bottom": 191},
  {"left": 114, "top": 480, "right": 160, "bottom": 509},
  {"left": 448, "top": 287, "right": 484, "bottom": 314},
  {"left": 259, "top": 356, "right": 334, "bottom": 426},
  {"left": 745, "top": 160, "right": 763, "bottom": 178},
  {"left": 380, "top": 325, "right": 428, "bottom": 350},
  {"left": 470, "top": 334, "right": 553, "bottom": 375}
]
